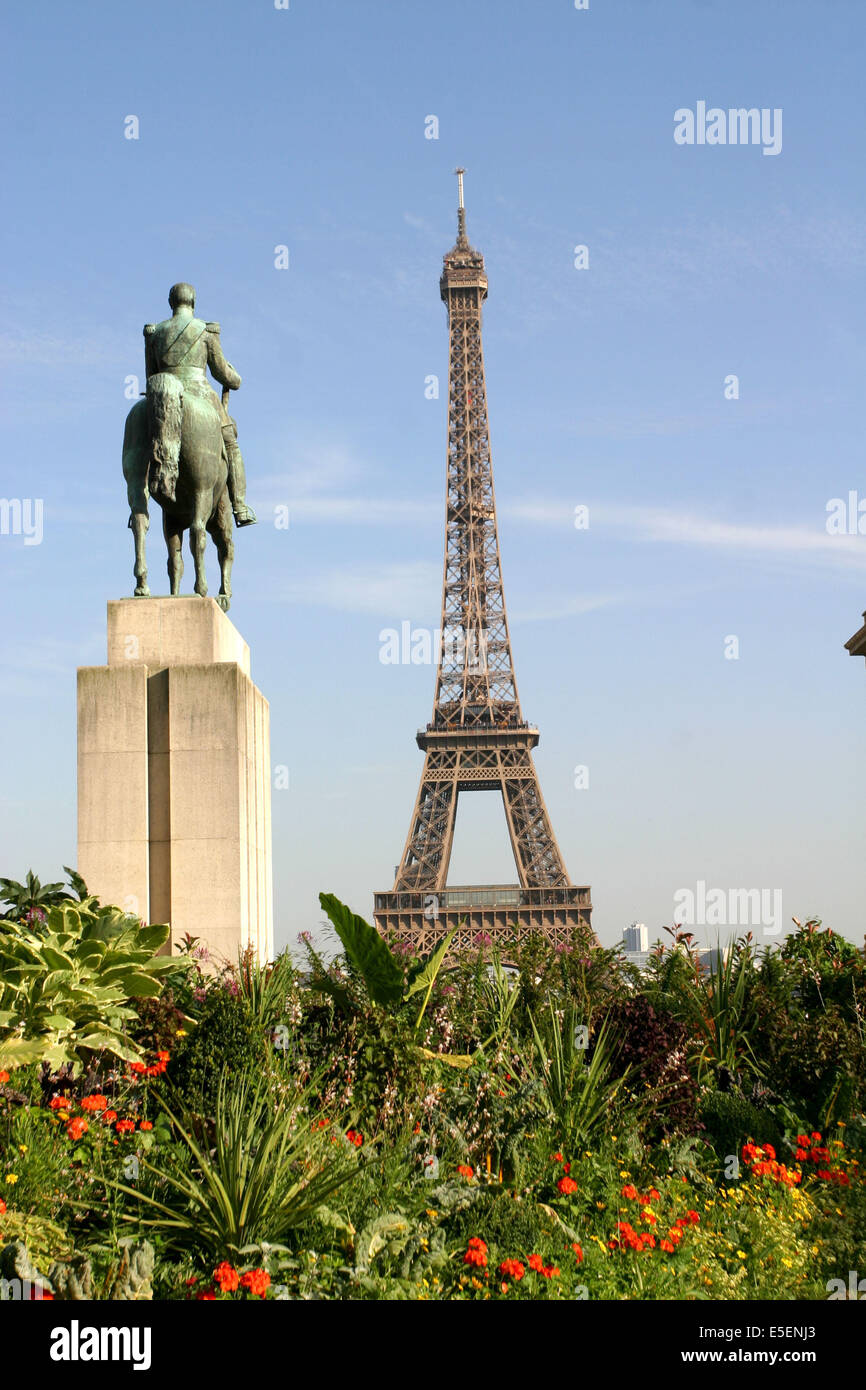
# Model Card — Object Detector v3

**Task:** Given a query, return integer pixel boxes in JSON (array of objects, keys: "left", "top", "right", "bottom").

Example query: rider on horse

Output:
[{"left": 143, "top": 282, "right": 257, "bottom": 527}]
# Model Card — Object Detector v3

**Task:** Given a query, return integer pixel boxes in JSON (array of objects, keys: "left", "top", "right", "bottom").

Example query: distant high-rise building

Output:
[{"left": 623, "top": 922, "right": 648, "bottom": 953}]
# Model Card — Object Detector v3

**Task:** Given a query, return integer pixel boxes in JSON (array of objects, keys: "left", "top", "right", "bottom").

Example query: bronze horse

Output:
[{"left": 121, "top": 383, "right": 235, "bottom": 611}]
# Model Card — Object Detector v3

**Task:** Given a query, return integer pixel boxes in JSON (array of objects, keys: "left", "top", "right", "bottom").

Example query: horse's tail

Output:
[{"left": 146, "top": 373, "right": 184, "bottom": 503}]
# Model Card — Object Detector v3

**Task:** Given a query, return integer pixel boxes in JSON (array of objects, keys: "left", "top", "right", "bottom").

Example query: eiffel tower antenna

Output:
[{"left": 374, "top": 178, "right": 593, "bottom": 955}]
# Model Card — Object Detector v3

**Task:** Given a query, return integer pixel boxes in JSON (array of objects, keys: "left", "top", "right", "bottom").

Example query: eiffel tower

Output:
[{"left": 373, "top": 172, "right": 592, "bottom": 954}]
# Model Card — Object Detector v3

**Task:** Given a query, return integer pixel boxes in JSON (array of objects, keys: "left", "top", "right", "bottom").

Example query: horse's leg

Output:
[
  {"left": 163, "top": 511, "right": 184, "bottom": 595},
  {"left": 123, "top": 402, "right": 151, "bottom": 597},
  {"left": 129, "top": 507, "right": 150, "bottom": 597},
  {"left": 207, "top": 490, "right": 234, "bottom": 612},
  {"left": 189, "top": 492, "right": 210, "bottom": 598}
]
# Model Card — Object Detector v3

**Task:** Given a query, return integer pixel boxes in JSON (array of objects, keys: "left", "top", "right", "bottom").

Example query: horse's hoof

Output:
[
  {"left": 216, "top": 594, "right": 230, "bottom": 612},
  {"left": 133, "top": 586, "right": 150, "bottom": 598}
]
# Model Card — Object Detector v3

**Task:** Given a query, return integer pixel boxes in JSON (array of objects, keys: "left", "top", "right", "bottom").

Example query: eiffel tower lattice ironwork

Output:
[{"left": 374, "top": 172, "right": 593, "bottom": 955}]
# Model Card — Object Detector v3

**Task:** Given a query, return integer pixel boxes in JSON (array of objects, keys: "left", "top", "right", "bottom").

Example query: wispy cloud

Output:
[
  {"left": 277, "top": 561, "right": 441, "bottom": 616},
  {"left": 504, "top": 497, "right": 866, "bottom": 572}
]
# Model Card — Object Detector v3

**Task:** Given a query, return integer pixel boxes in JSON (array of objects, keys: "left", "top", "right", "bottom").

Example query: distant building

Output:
[{"left": 623, "top": 922, "right": 649, "bottom": 953}]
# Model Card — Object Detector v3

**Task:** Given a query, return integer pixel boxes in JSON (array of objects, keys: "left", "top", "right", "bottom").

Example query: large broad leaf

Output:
[
  {"left": 318, "top": 893, "right": 404, "bottom": 1007},
  {"left": 77, "top": 1029, "right": 142, "bottom": 1062},
  {"left": 122, "top": 973, "right": 164, "bottom": 998},
  {"left": 135, "top": 922, "right": 171, "bottom": 954},
  {"left": 0, "top": 1037, "right": 47, "bottom": 1069}
]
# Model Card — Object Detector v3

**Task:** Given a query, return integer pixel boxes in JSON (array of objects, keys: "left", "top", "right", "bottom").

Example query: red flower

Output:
[
  {"left": 686, "top": 1210, "right": 700, "bottom": 1225},
  {"left": 345, "top": 1129, "right": 363, "bottom": 1148},
  {"left": 557, "top": 1175, "right": 578, "bottom": 1196},
  {"left": 667, "top": 1228, "right": 683, "bottom": 1245},
  {"left": 157, "top": 1050, "right": 170, "bottom": 1062},
  {"left": 621, "top": 1184, "right": 638, "bottom": 1201},
  {"left": 196, "top": 1288, "right": 216, "bottom": 1301},
  {"left": 80, "top": 1094, "right": 108, "bottom": 1114},
  {"left": 240, "top": 1268, "right": 271, "bottom": 1298},
  {"left": 0, "top": 1071, "right": 9, "bottom": 1084},
  {"left": 66, "top": 1117, "right": 88, "bottom": 1140},
  {"left": 660, "top": 1239, "right": 675, "bottom": 1253},
  {"left": 795, "top": 1148, "right": 808, "bottom": 1162},
  {"left": 463, "top": 1237, "right": 488, "bottom": 1268},
  {"left": 498, "top": 1258, "right": 525, "bottom": 1281},
  {"left": 571, "top": 1243, "right": 583, "bottom": 1262},
  {"left": 139, "top": 1120, "right": 153, "bottom": 1131},
  {"left": 213, "top": 1261, "right": 239, "bottom": 1293},
  {"left": 456, "top": 1164, "right": 474, "bottom": 1180},
  {"left": 541, "top": 1265, "right": 560, "bottom": 1279},
  {"left": 49, "top": 1096, "right": 67, "bottom": 1111},
  {"left": 129, "top": 1062, "right": 147, "bottom": 1075},
  {"left": 796, "top": 1134, "right": 810, "bottom": 1148},
  {"left": 115, "top": 1119, "right": 136, "bottom": 1134},
  {"left": 528, "top": 1254, "right": 544, "bottom": 1272},
  {"left": 102, "top": 1110, "right": 118, "bottom": 1124},
  {"left": 0, "top": 1198, "right": 7, "bottom": 1215},
  {"left": 550, "top": 1152, "right": 564, "bottom": 1163}
]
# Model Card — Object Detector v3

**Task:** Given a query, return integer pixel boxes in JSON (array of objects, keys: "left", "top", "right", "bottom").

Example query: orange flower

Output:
[
  {"left": 115, "top": 1119, "right": 136, "bottom": 1134},
  {"left": 571, "top": 1243, "right": 583, "bottom": 1262},
  {"left": 139, "top": 1120, "right": 153, "bottom": 1131},
  {"left": 550, "top": 1152, "right": 564, "bottom": 1163},
  {"left": 0, "top": 1198, "right": 7, "bottom": 1215},
  {"left": 240, "top": 1268, "right": 270, "bottom": 1298},
  {"left": 66, "top": 1117, "right": 88, "bottom": 1140},
  {"left": 498, "top": 1258, "right": 525, "bottom": 1281},
  {"left": 621, "top": 1184, "right": 638, "bottom": 1200},
  {"left": 528, "top": 1254, "right": 544, "bottom": 1272},
  {"left": 456, "top": 1164, "right": 474, "bottom": 1180},
  {"left": 102, "top": 1110, "right": 118, "bottom": 1124},
  {"left": 0, "top": 1071, "right": 9, "bottom": 1085},
  {"left": 557, "top": 1175, "right": 578, "bottom": 1196},
  {"left": 660, "top": 1239, "right": 675, "bottom": 1253},
  {"left": 213, "top": 1261, "right": 239, "bottom": 1293},
  {"left": 80, "top": 1094, "right": 108, "bottom": 1114},
  {"left": 49, "top": 1096, "right": 67, "bottom": 1111}
]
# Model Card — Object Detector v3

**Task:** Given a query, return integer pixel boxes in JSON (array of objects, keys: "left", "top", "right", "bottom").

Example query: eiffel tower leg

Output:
[
  {"left": 499, "top": 752, "right": 569, "bottom": 890},
  {"left": 394, "top": 752, "right": 458, "bottom": 892}
]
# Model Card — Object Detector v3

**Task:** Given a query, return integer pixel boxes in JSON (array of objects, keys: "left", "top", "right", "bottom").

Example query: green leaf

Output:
[
  {"left": 318, "top": 893, "right": 404, "bottom": 1007},
  {"left": 122, "top": 973, "right": 164, "bottom": 998},
  {"left": 405, "top": 926, "right": 457, "bottom": 1028}
]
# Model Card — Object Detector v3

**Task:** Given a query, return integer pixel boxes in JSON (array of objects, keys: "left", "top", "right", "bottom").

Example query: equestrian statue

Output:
[{"left": 122, "top": 282, "right": 256, "bottom": 611}]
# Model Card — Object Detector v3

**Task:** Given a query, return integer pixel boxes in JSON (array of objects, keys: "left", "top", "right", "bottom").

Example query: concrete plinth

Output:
[{"left": 77, "top": 597, "right": 273, "bottom": 963}]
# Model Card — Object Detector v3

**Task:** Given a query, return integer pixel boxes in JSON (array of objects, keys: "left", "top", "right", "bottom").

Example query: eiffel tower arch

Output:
[{"left": 374, "top": 173, "right": 593, "bottom": 955}]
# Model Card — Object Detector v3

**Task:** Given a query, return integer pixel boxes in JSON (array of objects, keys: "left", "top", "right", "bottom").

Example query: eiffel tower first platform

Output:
[{"left": 373, "top": 172, "right": 593, "bottom": 955}]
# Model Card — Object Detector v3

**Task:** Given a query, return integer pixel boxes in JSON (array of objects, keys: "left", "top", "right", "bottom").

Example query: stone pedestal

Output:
[{"left": 77, "top": 598, "right": 273, "bottom": 963}]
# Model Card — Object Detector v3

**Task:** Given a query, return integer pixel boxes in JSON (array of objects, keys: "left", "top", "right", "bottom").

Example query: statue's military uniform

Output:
[{"left": 143, "top": 315, "right": 256, "bottom": 525}]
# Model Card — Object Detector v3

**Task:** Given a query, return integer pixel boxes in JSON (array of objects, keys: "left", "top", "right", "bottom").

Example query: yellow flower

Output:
[
  {"left": 619, "top": 1170, "right": 630, "bottom": 1179},
  {"left": 5, "top": 1174, "right": 18, "bottom": 1185},
  {"left": 18, "top": 1145, "right": 27, "bottom": 1155},
  {"left": 736, "top": 1250, "right": 746, "bottom": 1259},
  {"left": 596, "top": 1201, "right": 606, "bottom": 1210}
]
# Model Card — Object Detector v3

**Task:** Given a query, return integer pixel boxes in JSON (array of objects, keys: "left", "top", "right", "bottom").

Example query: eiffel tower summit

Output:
[{"left": 374, "top": 172, "right": 593, "bottom": 954}]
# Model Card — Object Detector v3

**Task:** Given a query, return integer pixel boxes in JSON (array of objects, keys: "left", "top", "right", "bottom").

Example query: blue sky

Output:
[{"left": 1, "top": 0, "right": 864, "bottom": 952}]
